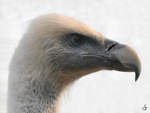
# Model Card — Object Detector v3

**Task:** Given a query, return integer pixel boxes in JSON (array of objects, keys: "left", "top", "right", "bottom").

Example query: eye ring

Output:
[{"left": 71, "top": 34, "right": 82, "bottom": 45}]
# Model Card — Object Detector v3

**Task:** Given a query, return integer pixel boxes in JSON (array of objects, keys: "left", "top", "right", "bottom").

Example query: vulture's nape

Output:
[{"left": 8, "top": 14, "right": 141, "bottom": 113}]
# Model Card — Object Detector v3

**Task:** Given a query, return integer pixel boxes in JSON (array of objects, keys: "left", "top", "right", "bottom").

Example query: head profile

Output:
[{"left": 8, "top": 14, "right": 141, "bottom": 113}]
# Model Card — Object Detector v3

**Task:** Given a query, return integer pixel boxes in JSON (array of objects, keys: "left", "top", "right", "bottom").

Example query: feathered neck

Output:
[{"left": 8, "top": 63, "right": 65, "bottom": 113}]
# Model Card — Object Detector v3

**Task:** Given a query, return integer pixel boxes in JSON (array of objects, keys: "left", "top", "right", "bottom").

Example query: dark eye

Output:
[{"left": 71, "top": 34, "right": 82, "bottom": 45}]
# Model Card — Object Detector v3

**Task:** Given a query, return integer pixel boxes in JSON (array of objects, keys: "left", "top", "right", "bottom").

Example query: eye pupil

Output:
[{"left": 72, "top": 35, "right": 82, "bottom": 45}]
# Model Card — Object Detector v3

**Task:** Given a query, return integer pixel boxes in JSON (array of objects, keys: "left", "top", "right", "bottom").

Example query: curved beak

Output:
[{"left": 103, "top": 38, "right": 141, "bottom": 81}]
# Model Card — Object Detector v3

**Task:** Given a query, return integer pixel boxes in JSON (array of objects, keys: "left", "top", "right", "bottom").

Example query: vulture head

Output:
[{"left": 8, "top": 14, "right": 141, "bottom": 113}]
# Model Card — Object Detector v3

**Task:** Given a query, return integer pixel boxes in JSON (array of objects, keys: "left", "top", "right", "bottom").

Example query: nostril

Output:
[{"left": 106, "top": 43, "right": 118, "bottom": 52}]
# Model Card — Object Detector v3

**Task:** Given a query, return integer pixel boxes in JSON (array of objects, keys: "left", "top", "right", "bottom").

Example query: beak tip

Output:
[
  {"left": 115, "top": 45, "right": 141, "bottom": 82},
  {"left": 135, "top": 69, "right": 141, "bottom": 82},
  {"left": 135, "top": 76, "right": 138, "bottom": 82},
  {"left": 135, "top": 59, "right": 141, "bottom": 82}
]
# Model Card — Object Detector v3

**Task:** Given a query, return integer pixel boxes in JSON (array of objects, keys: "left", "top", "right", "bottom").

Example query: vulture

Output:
[{"left": 8, "top": 14, "right": 141, "bottom": 113}]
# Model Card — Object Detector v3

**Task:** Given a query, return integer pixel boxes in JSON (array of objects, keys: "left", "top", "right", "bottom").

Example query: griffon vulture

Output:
[{"left": 8, "top": 14, "right": 141, "bottom": 113}]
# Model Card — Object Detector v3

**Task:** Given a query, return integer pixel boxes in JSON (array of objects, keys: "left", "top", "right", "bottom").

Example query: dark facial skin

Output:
[{"left": 61, "top": 33, "right": 106, "bottom": 70}]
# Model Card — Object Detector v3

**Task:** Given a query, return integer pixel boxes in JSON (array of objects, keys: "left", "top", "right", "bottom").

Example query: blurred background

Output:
[{"left": 0, "top": 0, "right": 150, "bottom": 113}]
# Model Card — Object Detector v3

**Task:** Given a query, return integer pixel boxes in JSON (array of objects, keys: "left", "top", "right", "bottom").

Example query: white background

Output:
[{"left": 0, "top": 0, "right": 150, "bottom": 113}]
